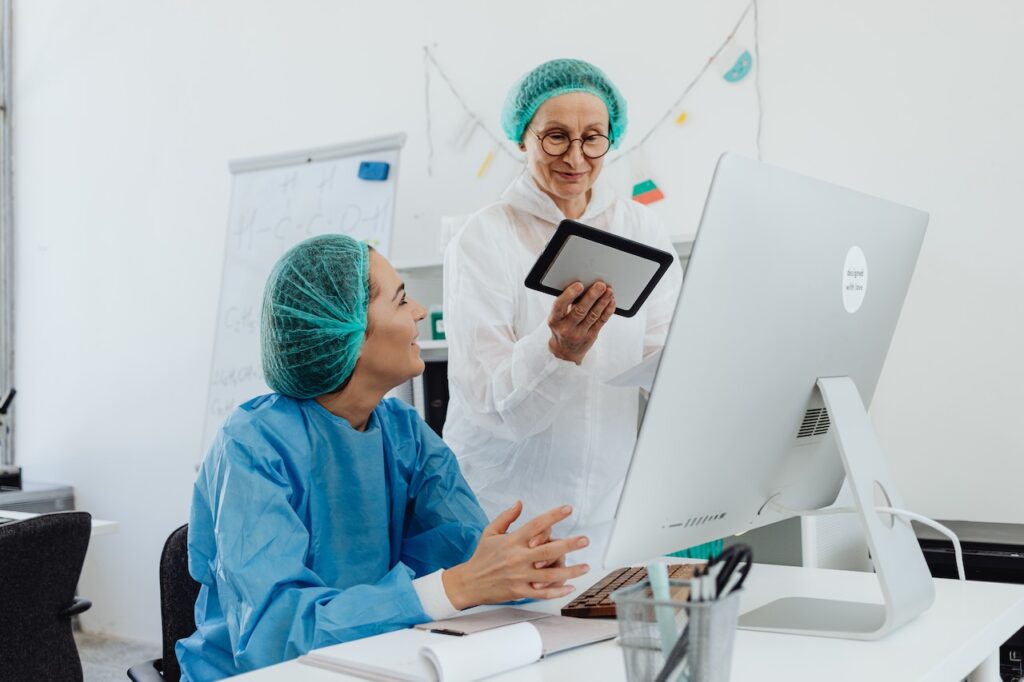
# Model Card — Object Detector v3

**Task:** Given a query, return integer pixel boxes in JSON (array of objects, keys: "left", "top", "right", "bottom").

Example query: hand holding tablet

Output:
[
  {"left": 544, "top": 280, "right": 617, "bottom": 364},
  {"left": 525, "top": 220, "right": 676, "bottom": 318}
]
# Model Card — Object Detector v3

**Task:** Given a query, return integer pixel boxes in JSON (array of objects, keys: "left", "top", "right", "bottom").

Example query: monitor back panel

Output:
[{"left": 604, "top": 154, "right": 928, "bottom": 568}]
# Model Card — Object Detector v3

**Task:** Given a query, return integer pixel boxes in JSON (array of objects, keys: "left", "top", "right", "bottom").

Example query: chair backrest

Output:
[
  {"left": 0, "top": 511, "right": 92, "bottom": 682},
  {"left": 159, "top": 524, "right": 201, "bottom": 682}
]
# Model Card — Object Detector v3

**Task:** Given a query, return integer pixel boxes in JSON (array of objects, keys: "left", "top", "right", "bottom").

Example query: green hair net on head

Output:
[
  {"left": 260, "top": 234, "right": 370, "bottom": 399},
  {"left": 501, "top": 58, "right": 628, "bottom": 149}
]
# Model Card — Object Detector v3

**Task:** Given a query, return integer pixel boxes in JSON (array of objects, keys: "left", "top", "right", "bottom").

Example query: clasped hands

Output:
[{"left": 442, "top": 501, "right": 590, "bottom": 610}]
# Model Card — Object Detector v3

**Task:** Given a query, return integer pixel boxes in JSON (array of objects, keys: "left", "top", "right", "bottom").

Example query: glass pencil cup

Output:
[{"left": 611, "top": 579, "right": 741, "bottom": 682}]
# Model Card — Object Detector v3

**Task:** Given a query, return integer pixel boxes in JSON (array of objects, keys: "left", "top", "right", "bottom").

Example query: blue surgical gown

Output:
[{"left": 176, "top": 394, "right": 488, "bottom": 681}]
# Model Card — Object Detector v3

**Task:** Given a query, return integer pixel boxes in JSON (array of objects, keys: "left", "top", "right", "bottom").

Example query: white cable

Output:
[{"left": 769, "top": 499, "right": 966, "bottom": 581}]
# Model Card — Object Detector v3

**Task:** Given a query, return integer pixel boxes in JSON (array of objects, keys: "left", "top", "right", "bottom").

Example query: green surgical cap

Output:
[
  {"left": 501, "top": 58, "right": 628, "bottom": 149},
  {"left": 260, "top": 234, "right": 370, "bottom": 399}
]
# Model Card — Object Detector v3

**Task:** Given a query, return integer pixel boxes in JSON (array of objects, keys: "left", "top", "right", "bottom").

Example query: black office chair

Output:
[
  {"left": 0, "top": 511, "right": 93, "bottom": 682},
  {"left": 127, "top": 524, "right": 201, "bottom": 682}
]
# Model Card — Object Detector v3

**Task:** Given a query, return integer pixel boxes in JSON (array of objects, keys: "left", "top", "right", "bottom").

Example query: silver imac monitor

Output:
[{"left": 604, "top": 154, "right": 932, "bottom": 640}]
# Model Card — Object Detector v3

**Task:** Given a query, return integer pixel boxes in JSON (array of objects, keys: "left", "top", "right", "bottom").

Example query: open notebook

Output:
[{"left": 298, "top": 607, "right": 618, "bottom": 682}]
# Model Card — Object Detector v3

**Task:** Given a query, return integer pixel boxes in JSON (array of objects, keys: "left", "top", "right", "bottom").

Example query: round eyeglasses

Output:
[{"left": 530, "top": 129, "right": 612, "bottom": 159}]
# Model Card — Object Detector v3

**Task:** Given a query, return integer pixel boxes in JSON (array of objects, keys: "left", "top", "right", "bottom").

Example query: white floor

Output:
[{"left": 75, "top": 631, "right": 160, "bottom": 682}]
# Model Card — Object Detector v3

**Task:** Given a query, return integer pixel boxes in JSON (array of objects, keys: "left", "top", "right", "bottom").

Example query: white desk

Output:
[
  {"left": 0, "top": 509, "right": 119, "bottom": 536},
  {"left": 227, "top": 562, "right": 1024, "bottom": 682}
]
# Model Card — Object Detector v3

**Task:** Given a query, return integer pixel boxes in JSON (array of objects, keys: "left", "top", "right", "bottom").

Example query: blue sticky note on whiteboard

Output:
[{"left": 358, "top": 161, "right": 390, "bottom": 181}]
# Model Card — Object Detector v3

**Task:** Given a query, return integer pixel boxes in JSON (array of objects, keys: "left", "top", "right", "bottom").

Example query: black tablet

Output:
[{"left": 524, "top": 220, "right": 676, "bottom": 318}]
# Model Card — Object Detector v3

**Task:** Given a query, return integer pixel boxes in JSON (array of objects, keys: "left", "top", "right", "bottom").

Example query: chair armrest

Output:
[
  {"left": 60, "top": 597, "right": 92, "bottom": 617},
  {"left": 127, "top": 659, "right": 164, "bottom": 682}
]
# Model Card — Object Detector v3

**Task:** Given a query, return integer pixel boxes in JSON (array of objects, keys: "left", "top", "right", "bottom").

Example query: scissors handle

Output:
[{"left": 711, "top": 544, "right": 752, "bottom": 596}]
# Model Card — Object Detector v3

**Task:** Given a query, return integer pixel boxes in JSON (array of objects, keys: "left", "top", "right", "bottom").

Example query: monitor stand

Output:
[{"left": 738, "top": 376, "right": 935, "bottom": 640}]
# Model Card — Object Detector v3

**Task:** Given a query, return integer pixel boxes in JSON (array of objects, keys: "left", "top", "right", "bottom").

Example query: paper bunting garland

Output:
[
  {"left": 423, "top": 45, "right": 522, "bottom": 179},
  {"left": 422, "top": 0, "right": 763, "bottom": 192},
  {"left": 606, "top": 0, "right": 761, "bottom": 171}
]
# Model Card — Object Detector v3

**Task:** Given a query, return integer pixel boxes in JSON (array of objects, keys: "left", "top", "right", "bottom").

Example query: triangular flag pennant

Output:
[
  {"left": 632, "top": 179, "right": 665, "bottom": 205},
  {"left": 476, "top": 149, "right": 496, "bottom": 179},
  {"left": 718, "top": 41, "right": 753, "bottom": 83},
  {"left": 723, "top": 50, "right": 752, "bottom": 82},
  {"left": 629, "top": 149, "right": 666, "bottom": 205}
]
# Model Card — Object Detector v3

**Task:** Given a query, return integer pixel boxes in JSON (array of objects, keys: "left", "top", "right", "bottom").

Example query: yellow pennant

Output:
[
  {"left": 675, "top": 111, "right": 689, "bottom": 125},
  {"left": 476, "top": 150, "right": 495, "bottom": 178}
]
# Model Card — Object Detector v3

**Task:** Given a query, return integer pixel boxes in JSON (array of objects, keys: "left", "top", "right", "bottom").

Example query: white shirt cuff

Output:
[{"left": 413, "top": 569, "right": 459, "bottom": 621}]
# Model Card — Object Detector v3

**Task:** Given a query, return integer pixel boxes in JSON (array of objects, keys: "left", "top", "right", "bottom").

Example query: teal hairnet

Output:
[
  {"left": 260, "top": 234, "right": 370, "bottom": 399},
  {"left": 501, "top": 58, "right": 628, "bottom": 149}
]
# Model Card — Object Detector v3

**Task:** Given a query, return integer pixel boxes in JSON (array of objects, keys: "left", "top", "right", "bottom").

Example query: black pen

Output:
[{"left": 0, "top": 388, "right": 15, "bottom": 415}]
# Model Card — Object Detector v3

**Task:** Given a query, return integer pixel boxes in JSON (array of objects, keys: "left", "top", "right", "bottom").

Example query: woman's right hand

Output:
[
  {"left": 442, "top": 501, "right": 591, "bottom": 610},
  {"left": 547, "top": 281, "right": 616, "bottom": 365}
]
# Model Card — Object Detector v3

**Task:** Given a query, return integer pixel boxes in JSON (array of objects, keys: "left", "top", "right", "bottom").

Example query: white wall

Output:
[
  {"left": 12, "top": 0, "right": 1023, "bottom": 642},
  {"left": 757, "top": 1, "right": 1024, "bottom": 523}
]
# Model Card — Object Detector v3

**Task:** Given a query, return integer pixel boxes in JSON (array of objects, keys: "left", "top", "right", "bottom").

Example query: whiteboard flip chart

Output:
[{"left": 201, "top": 134, "right": 405, "bottom": 456}]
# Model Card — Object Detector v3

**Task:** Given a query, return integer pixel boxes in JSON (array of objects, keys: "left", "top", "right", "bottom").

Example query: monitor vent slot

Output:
[
  {"left": 678, "top": 512, "right": 727, "bottom": 529},
  {"left": 797, "top": 407, "right": 831, "bottom": 438}
]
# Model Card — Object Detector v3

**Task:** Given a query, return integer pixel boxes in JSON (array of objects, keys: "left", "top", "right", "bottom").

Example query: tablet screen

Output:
[{"left": 540, "top": 235, "right": 661, "bottom": 309}]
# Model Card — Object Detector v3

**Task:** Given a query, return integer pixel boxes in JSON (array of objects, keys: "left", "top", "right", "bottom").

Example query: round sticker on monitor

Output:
[{"left": 843, "top": 246, "right": 868, "bottom": 313}]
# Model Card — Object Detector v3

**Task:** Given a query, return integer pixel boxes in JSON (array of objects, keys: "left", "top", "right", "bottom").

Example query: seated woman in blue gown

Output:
[{"left": 177, "top": 235, "right": 591, "bottom": 681}]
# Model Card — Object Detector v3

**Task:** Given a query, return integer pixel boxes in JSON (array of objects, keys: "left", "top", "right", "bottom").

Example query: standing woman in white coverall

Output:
[{"left": 443, "top": 59, "right": 721, "bottom": 565}]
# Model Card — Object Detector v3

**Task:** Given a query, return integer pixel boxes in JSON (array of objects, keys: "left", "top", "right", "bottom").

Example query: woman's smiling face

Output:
[
  {"left": 522, "top": 92, "right": 609, "bottom": 215},
  {"left": 354, "top": 250, "right": 427, "bottom": 390}
]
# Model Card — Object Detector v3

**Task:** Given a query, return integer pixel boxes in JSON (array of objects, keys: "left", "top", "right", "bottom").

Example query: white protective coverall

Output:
[{"left": 442, "top": 172, "right": 682, "bottom": 565}]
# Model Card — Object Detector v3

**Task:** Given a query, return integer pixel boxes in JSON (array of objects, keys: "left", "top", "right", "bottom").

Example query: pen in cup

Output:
[{"left": 647, "top": 560, "right": 679, "bottom": 657}]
